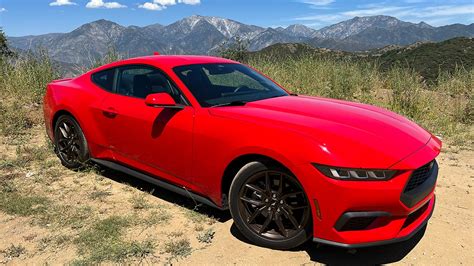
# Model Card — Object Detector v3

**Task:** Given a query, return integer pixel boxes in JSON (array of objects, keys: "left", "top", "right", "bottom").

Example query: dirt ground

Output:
[{"left": 0, "top": 126, "right": 473, "bottom": 265}]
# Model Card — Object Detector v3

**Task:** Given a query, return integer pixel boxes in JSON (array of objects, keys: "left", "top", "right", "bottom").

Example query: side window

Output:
[
  {"left": 91, "top": 68, "right": 115, "bottom": 92},
  {"left": 116, "top": 66, "right": 185, "bottom": 104}
]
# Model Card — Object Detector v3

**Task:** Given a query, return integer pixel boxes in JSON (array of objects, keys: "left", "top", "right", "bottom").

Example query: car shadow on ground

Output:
[
  {"left": 97, "top": 165, "right": 232, "bottom": 222},
  {"left": 230, "top": 223, "right": 427, "bottom": 265},
  {"left": 95, "top": 165, "right": 425, "bottom": 265}
]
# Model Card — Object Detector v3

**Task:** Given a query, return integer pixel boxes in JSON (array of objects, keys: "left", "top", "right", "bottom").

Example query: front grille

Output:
[
  {"left": 401, "top": 160, "right": 438, "bottom": 208},
  {"left": 404, "top": 161, "right": 434, "bottom": 192},
  {"left": 339, "top": 217, "right": 376, "bottom": 231}
]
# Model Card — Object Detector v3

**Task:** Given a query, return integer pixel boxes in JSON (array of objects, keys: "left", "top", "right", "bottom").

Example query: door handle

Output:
[{"left": 102, "top": 107, "right": 118, "bottom": 118}]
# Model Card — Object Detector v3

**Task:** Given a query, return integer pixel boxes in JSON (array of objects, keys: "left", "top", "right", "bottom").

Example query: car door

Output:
[{"left": 97, "top": 65, "right": 194, "bottom": 183}]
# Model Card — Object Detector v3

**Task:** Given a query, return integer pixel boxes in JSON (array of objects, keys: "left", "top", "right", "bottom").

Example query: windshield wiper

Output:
[{"left": 210, "top": 100, "right": 248, "bottom": 108}]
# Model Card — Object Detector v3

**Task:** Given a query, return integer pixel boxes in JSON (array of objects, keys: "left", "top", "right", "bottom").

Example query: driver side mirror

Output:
[{"left": 145, "top": 93, "right": 184, "bottom": 109}]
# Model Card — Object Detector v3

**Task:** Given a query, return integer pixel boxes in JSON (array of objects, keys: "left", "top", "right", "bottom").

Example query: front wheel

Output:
[
  {"left": 54, "top": 115, "right": 89, "bottom": 169},
  {"left": 229, "top": 161, "right": 312, "bottom": 249}
]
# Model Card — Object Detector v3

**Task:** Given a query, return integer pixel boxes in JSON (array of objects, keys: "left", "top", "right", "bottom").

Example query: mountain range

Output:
[{"left": 8, "top": 15, "right": 474, "bottom": 65}]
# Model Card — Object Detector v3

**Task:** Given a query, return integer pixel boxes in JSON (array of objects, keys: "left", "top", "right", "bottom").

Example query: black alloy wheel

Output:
[
  {"left": 54, "top": 115, "right": 89, "bottom": 169},
  {"left": 229, "top": 161, "right": 312, "bottom": 249}
]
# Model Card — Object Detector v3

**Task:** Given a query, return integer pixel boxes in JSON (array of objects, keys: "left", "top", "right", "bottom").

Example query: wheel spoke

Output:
[
  {"left": 282, "top": 191, "right": 304, "bottom": 200},
  {"left": 59, "top": 127, "right": 68, "bottom": 138},
  {"left": 57, "top": 140, "right": 69, "bottom": 151},
  {"left": 70, "top": 145, "right": 79, "bottom": 157},
  {"left": 282, "top": 207, "right": 300, "bottom": 229},
  {"left": 245, "top": 183, "right": 265, "bottom": 194},
  {"left": 288, "top": 205, "right": 308, "bottom": 210},
  {"left": 58, "top": 150, "right": 67, "bottom": 157},
  {"left": 265, "top": 172, "right": 271, "bottom": 192},
  {"left": 240, "top": 196, "right": 265, "bottom": 207},
  {"left": 275, "top": 212, "right": 288, "bottom": 237},
  {"left": 63, "top": 122, "right": 70, "bottom": 133},
  {"left": 259, "top": 212, "right": 273, "bottom": 234},
  {"left": 278, "top": 173, "right": 283, "bottom": 194},
  {"left": 247, "top": 205, "right": 266, "bottom": 223}
]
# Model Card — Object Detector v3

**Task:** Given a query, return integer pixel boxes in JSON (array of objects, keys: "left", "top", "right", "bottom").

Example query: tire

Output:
[
  {"left": 54, "top": 115, "right": 89, "bottom": 169},
  {"left": 229, "top": 161, "right": 312, "bottom": 249}
]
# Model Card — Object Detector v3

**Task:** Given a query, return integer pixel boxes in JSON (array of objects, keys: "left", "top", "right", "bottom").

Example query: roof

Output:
[{"left": 94, "top": 55, "right": 237, "bottom": 72}]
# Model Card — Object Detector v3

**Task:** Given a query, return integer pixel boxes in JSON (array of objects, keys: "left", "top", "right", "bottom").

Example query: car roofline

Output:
[{"left": 89, "top": 55, "right": 238, "bottom": 74}]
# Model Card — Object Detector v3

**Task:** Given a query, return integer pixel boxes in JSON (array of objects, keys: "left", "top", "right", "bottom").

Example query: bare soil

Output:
[{"left": 1, "top": 126, "right": 473, "bottom": 265}]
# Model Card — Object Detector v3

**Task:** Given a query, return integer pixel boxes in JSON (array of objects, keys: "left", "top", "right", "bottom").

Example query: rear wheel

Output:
[
  {"left": 54, "top": 115, "right": 89, "bottom": 169},
  {"left": 229, "top": 161, "right": 312, "bottom": 249}
]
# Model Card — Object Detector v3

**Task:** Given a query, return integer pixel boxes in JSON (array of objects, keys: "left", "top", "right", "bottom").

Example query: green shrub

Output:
[{"left": 0, "top": 50, "right": 59, "bottom": 138}]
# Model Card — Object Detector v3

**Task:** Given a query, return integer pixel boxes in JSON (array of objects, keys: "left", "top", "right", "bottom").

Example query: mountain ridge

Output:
[
  {"left": 8, "top": 15, "right": 474, "bottom": 65},
  {"left": 249, "top": 37, "right": 474, "bottom": 82}
]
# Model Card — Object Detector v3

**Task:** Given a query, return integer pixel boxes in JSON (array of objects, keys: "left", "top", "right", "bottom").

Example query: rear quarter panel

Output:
[{"left": 44, "top": 75, "right": 111, "bottom": 158}]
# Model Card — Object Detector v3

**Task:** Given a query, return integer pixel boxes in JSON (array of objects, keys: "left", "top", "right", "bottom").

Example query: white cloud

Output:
[
  {"left": 416, "top": 5, "right": 474, "bottom": 17},
  {"left": 0, "top": 7, "right": 6, "bottom": 12},
  {"left": 49, "top": 0, "right": 77, "bottom": 6},
  {"left": 155, "top": 0, "right": 177, "bottom": 5},
  {"left": 139, "top": 0, "right": 199, "bottom": 11},
  {"left": 86, "top": 0, "right": 126, "bottom": 9},
  {"left": 139, "top": 2, "right": 166, "bottom": 10},
  {"left": 341, "top": 6, "right": 412, "bottom": 17},
  {"left": 294, "top": 14, "right": 344, "bottom": 22},
  {"left": 300, "top": 0, "right": 335, "bottom": 6},
  {"left": 178, "top": 0, "right": 201, "bottom": 5}
]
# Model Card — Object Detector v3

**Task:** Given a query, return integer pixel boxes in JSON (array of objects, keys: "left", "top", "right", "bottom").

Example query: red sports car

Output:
[{"left": 43, "top": 55, "right": 441, "bottom": 249}]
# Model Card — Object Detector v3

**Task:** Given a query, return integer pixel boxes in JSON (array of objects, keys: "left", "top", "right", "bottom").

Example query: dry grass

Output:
[{"left": 247, "top": 55, "right": 473, "bottom": 146}]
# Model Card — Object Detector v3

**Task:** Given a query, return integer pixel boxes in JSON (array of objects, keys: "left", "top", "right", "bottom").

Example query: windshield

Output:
[{"left": 173, "top": 63, "right": 288, "bottom": 107}]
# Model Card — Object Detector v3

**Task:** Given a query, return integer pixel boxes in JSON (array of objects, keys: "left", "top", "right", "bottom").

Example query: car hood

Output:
[{"left": 208, "top": 95, "right": 432, "bottom": 169}]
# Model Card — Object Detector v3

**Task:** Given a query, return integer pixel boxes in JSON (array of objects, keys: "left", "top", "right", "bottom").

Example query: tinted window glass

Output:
[
  {"left": 91, "top": 68, "right": 115, "bottom": 91},
  {"left": 173, "top": 63, "right": 288, "bottom": 107},
  {"left": 116, "top": 66, "right": 185, "bottom": 104}
]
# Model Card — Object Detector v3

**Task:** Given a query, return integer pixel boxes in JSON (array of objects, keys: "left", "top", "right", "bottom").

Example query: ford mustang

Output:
[{"left": 43, "top": 55, "right": 441, "bottom": 249}]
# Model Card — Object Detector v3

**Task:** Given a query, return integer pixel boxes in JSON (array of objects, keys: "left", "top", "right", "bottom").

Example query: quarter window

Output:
[
  {"left": 116, "top": 66, "right": 185, "bottom": 104},
  {"left": 91, "top": 68, "right": 115, "bottom": 92}
]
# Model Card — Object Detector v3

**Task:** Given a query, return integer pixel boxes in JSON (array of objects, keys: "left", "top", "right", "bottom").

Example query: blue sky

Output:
[{"left": 1, "top": 0, "right": 473, "bottom": 36}]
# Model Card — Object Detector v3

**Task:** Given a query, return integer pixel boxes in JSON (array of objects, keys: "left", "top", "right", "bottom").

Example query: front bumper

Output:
[
  {"left": 294, "top": 137, "right": 440, "bottom": 248},
  {"left": 313, "top": 195, "right": 435, "bottom": 248}
]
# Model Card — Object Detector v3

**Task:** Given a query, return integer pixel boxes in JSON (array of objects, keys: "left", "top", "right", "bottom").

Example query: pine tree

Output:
[{"left": 0, "top": 28, "right": 15, "bottom": 58}]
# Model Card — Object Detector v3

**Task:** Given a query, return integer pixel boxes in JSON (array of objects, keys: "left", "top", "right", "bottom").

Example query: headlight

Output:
[{"left": 312, "top": 164, "right": 397, "bottom": 181}]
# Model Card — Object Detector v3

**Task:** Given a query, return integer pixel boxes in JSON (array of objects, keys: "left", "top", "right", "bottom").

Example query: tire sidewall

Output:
[
  {"left": 228, "top": 161, "right": 312, "bottom": 250},
  {"left": 54, "top": 115, "right": 89, "bottom": 169}
]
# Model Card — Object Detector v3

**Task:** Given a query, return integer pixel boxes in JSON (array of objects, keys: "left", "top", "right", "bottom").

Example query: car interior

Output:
[{"left": 117, "top": 68, "right": 185, "bottom": 104}]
